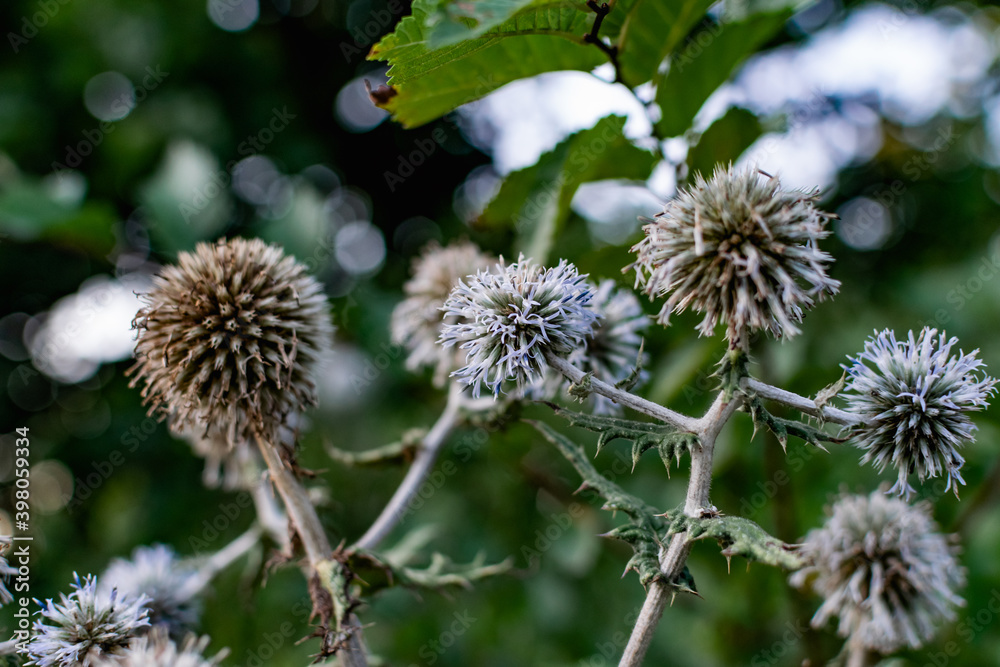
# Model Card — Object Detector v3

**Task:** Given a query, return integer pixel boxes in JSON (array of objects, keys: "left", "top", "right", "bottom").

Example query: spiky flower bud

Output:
[
  {"left": 0, "top": 552, "right": 17, "bottom": 607},
  {"left": 129, "top": 238, "right": 333, "bottom": 446},
  {"left": 629, "top": 165, "right": 839, "bottom": 340},
  {"left": 92, "top": 628, "right": 227, "bottom": 667},
  {"left": 440, "top": 256, "right": 598, "bottom": 397},
  {"left": 391, "top": 240, "right": 498, "bottom": 386},
  {"left": 28, "top": 574, "right": 150, "bottom": 667},
  {"left": 530, "top": 280, "right": 649, "bottom": 413},
  {"left": 790, "top": 490, "right": 965, "bottom": 654},
  {"left": 99, "top": 545, "right": 200, "bottom": 638},
  {"left": 843, "top": 328, "right": 997, "bottom": 499}
]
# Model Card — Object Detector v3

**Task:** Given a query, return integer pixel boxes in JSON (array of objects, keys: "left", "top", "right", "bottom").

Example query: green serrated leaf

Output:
[
  {"left": 654, "top": 8, "right": 793, "bottom": 137},
  {"left": 426, "top": 0, "right": 583, "bottom": 49},
  {"left": 542, "top": 402, "right": 696, "bottom": 472},
  {"left": 615, "top": 338, "right": 645, "bottom": 392},
  {"left": 687, "top": 106, "right": 763, "bottom": 178},
  {"left": 529, "top": 420, "right": 701, "bottom": 593},
  {"left": 665, "top": 513, "right": 804, "bottom": 570},
  {"left": 368, "top": 0, "right": 603, "bottom": 127},
  {"left": 713, "top": 347, "right": 749, "bottom": 402},
  {"left": 346, "top": 548, "right": 513, "bottom": 593},
  {"left": 616, "top": 0, "right": 717, "bottom": 85},
  {"left": 746, "top": 396, "right": 843, "bottom": 453},
  {"left": 477, "top": 115, "right": 657, "bottom": 263}
]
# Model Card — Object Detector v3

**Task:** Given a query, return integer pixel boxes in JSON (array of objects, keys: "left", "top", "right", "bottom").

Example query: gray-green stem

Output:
[
  {"left": 618, "top": 389, "right": 741, "bottom": 666},
  {"left": 742, "top": 377, "right": 862, "bottom": 427},
  {"left": 352, "top": 382, "right": 463, "bottom": 551},
  {"left": 178, "top": 523, "right": 263, "bottom": 599},
  {"left": 254, "top": 433, "right": 368, "bottom": 667}
]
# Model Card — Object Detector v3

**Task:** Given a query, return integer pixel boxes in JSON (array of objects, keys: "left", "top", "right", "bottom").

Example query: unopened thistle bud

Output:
[
  {"left": 27, "top": 574, "right": 150, "bottom": 667},
  {"left": 391, "top": 240, "right": 498, "bottom": 386},
  {"left": 791, "top": 490, "right": 965, "bottom": 654},
  {"left": 129, "top": 238, "right": 333, "bottom": 447},
  {"left": 843, "top": 328, "right": 997, "bottom": 499},
  {"left": 440, "top": 256, "right": 598, "bottom": 397},
  {"left": 629, "top": 165, "right": 839, "bottom": 340}
]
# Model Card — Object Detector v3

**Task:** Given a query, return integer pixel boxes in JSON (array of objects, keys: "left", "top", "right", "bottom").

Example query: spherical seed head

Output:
[
  {"left": 391, "top": 240, "right": 498, "bottom": 387},
  {"left": 93, "top": 628, "right": 227, "bottom": 667},
  {"left": 440, "top": 256, "right": 599, "bottom": 398},
  {"left": 129, "top": 238, "right": 334, "bottom": 446},
  {"left": 629, "top": 165, "right": 840, "bottom": 340},
  {"left": 28, "top": 574, "right": 150, "bottom": 667},
  {"left": 843, "top": 328, "right": 997, "bottom": 500},
  {"left": 790, "top": 490, "right": 965, "bottom": 654},
  {"left": 99, "top": 545, "right": 200, "bottom": 638}
]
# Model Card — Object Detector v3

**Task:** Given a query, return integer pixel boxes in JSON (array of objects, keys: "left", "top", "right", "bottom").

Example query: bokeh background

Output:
[{"left": 2, "top": 0, "right": 1000, "bottom": 665}]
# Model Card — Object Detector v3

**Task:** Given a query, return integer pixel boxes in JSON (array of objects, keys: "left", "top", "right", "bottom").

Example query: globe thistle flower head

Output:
[
  {"left": 790, "top": 490, "right": 965, "bottom": 654},
  {"left": 530, "top": 280, "right": 649, "bottom": 413},
  {"left": 391, "top": 240, "right": 498, "bottom": 387},
  {"left": 629, "top": 165, "right": 839, "bottom": 340},
  {"left": 92, "top": 629, "right": 227, "bottom": 667},
  {"left": 440, "top": 256, "right": 598, "bottom": 398},
  {"left": 28, "top": 574, "right": 150, "bottom": 667},
  {"left": 0, "top": 550, "right": 17, "bottom": 607},
  {"left": 129, "top": 238, "right": 334, "bottom": 447},
  {"left": 843, "top": 328, "right": 997, "bottom": 500},
  {"left": 99, "top": 545, "right": 200, "bottom": 637}
]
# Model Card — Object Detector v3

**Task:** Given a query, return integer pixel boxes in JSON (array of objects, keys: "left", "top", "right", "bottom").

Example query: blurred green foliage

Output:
[{"left": 1, "top": 0, "right": 1000, "bottom": 665}]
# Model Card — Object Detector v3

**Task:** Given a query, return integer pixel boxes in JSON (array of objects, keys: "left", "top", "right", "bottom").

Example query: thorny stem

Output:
[
  {"left": 618, "top": 389, "right": 741, "bottom": 667},
  {"left": 544, "top": 352, "right": 700, "bottom": 432},
  {"left": 742, "top": 377, "right": 863, "bottom": 427},
  {"left": 584, "top": 0, "right": 625, "bottom": 85},
  {"left": 178, "top": 523, "right": 264, "bottom": 599},
  {"left": 254, "top": 433, "right": 368, "bottom": 667},
  {"left": 352, "top": 383, "right": 463, "bottom": 551}
]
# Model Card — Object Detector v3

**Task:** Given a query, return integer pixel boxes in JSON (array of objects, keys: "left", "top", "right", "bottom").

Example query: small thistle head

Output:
[
  {"left": 629, "top": 165, "right": 839, "bottom": 341},
  {"left": 129, "top": 238, "right": 333, "bottom": 446},
  {"left": 440, "top": 256, "right": 598, "bottom": 397},
  {"left": 28, "top": 574, "right": 150, "bottom": 667},
  {"left": 99, "top": 545, "right": 200, "bottom": 638},
  {"left": 790, "top": 490, "right": 965, "bottom": 654},
  {"left": 0, "top": 551, "right": 17, "bottom": 607},
  {"left": 391, "top": 240, "right": 498, "bottom": 387},
  {"left": 843, "top": 328, "right": 997, "bottom": 499},
  {"left": 92, "top": 628, "right": 227, "bottom": 667}
]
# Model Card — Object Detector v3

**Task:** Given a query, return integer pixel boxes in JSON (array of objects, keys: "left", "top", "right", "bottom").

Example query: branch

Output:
[
  {"left": 254, "top": 433, "right": 368, "bottom": 667},
  {"left": 544, "top": 352, "right": 700, "bottom": 433},
  {"left": 618, "top": 390, "right": 739, "bottom": 666},
  {"left": 583, "top": 0, "right": 625, "bottom": 85},
  {"left": 351, "top": 383, "right": 463, "bottom": 551},
  {"left": 742, "top": 377, "right": 862, "bottom": 427},
  {"left": 178, "top": 523, "right": 263, "bottom": 599}
]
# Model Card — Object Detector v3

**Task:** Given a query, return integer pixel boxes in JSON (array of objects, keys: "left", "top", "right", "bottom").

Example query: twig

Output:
[
  {"left": 618, "top": 389, "right": 740, "bottom": 666},
  {"left": 179, "top": 523, "right": 264, "bottom": 599},
  {"left": 742, "top": 377, "right": 862, "bottom": 427},
  {"left": 583, "top": 0, "right": 625, "bottom": 85},
  {"left": 352, "top": 383, "right": 463, "bottom": 551},
  {"left": 544, "top": 352, "right": 700, "bottom": 433},
  {"left": 254, "top": 433, "right": 368, "bottom": 667}
]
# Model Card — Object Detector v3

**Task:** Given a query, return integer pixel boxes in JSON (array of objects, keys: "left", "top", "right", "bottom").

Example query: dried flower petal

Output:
[{"left": 93, "top": 628, "right": 227, "bottom": 667}]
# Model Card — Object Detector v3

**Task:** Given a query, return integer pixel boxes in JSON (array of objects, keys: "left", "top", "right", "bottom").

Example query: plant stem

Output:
[
  {"left": 254, "top": 433, "right": 368, "bottom": 667},
  {"left": 845, "top": 637, "right": 878, "bottom": 667},
  {"left": 742, "top": 377, "right": 862, "bottom": 427},
  {"left": 544, "top": 352, "right": 700, "bottom": 432},
  {"left": 618, "top": 390, "right": 741, "bottom": 666},
  {"left": 178, "top": 523, "right": 263, "bottom": 599},
  {"left": 352, "top": 383, "right": 463, "bottom": 551},
  {"left": 249, "top": 476, "right": 292, "bottom": 549}
]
